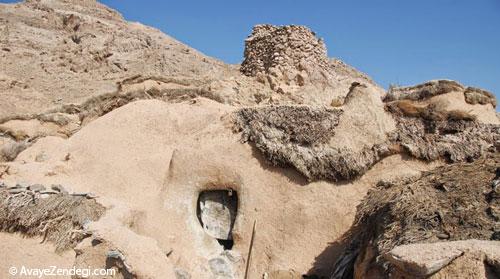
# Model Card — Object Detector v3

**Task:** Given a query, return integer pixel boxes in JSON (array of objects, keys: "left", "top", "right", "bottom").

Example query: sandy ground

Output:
[{"left": 0, "top": 233, "right": 75, "bottom": 279}]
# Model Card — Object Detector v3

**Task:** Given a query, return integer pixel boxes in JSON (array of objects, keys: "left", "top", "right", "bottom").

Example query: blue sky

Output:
[
  {"left": 99, "top": 0, "right": 500, "bottom": 102},
  {"left": 2, "top": 0, "right": 500, "bottom": 104}
]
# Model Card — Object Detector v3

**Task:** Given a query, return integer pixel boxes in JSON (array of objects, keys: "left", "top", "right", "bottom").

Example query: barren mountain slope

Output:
[
  {"left": 0, "top": 0, "right": 230, "bottom": 118},
  {"left": 0, "top": 1, "right": 383, "bottom": 122}
]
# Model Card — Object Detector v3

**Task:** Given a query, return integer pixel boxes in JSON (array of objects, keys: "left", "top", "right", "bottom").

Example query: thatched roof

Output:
[
  {"left": 332, "top": 153, "right": 500, "bottom": 278},
  {"left": 234, "top": 100, "right": 499, "bottom": 181},
  {"left": 0, "top": 188, "right": 105, "bottom": 252}
]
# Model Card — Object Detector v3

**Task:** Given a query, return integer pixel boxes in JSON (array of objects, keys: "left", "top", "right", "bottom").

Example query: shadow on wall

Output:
[
  {"left": 305, "top": 228, "right": 358, "bottom": 279},
  {"left": 249, "top": 143, "right": 310, "bottom": 187}
]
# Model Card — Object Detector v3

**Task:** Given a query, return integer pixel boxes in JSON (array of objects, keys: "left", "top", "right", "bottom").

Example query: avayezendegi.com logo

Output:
[{"left": 8, "top": 265, "right": 116, "bottom": 278}]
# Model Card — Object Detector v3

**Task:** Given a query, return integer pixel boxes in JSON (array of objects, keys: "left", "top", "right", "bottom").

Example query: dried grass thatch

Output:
[
  {"left": 384, "top": 80, "right": 464, "bottom": 102},
  {"left": 234, "top": 105, "right": 393, "bottom": 181},
  {"left": 385, "top": 99, "right": 477, "bottom": 122},
  {"left": 235, "top": 105, "right": 343, "bottom": 146},
  {"left": 0, "top": 189, "right": 105, "bottom": 252},
  {"left": 234, "top": 100, "right": 499, "bottom": 181},
  {"left": 331, "top": 154, "right": 500, "bottom": 278},
  {"left": 464, "top": 87, "right": 497, "bottom": 108},
  {"left": 389, "top": 104, "right": 498, "bottom": 162}
]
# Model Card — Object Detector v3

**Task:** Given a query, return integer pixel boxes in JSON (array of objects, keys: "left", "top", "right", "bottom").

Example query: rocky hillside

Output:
[
  {"left": 0, "top": 0, "right": 229, "bottom": 118},
  {"left": 0, "top": 1, "right": 499, "bottom": 279}
]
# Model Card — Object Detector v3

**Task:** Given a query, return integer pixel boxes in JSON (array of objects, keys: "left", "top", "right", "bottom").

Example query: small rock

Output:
[
  {"left": 28, "top": 184, "right": 46, "bottom": 192},
  {"left": 81, "top": 219, "right": 93, "bottom": 231},
  {"left": 220, "top": 250, "right": 242, "bottom": 264},
  {"left": 71, "top": 192, "right": 97, "bottom": 199},
  {"left": 91, "top": 238, "right": 103, "bottom": 246},
  {"left": 8, "top": 188, "right": 25, "bottom": 194},
  {"left": 1, "top": 141, "right": 30, "bottom": 161},
  {"left": 8, "top": 183, "right": 27, "bottom": 189},
  {"left": 107, "top": 250, "right": 125, "bottom": 260},
  {"left": 174, "top": 268, "right": 191, "bottom": 279},
  {"left": 0, "top": 181, "right": 6, "bottom": 188},
  {"left": 106, "top": 250, "right": 132, "bottom": 271},
  {"left": 106, "top": 250, "right": 132, "bottom": 277},
  {"left": 385, "top": 243, "right": 464, "bottom": 276},
  {"left": 51, "top": 184, "right": 68, "bottom": 194},
  {"left": 71, "top": 192, "right": 86, "bottom": 197},
  {"left": 39, "top": 190, "right": 59, "bottom": 195},
  {"left": 208, "top": 257, "right": 232, "bottom": 277},
  {"left": 437, "top": 233, "right": 450, "bottom": 239},
  {"left": 166, "top": 249, "right": 173, "bottom": 257},
  {"left": 35, "top": 152, "right": 48, "bottom": 162},
  {"left": 376, "top": 179, "right": 395, "bottom": 188}
]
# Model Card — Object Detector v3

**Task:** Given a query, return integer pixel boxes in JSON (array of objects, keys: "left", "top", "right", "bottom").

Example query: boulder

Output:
[
  {"left": 384, "top": 243, "right": 463, "bottom": 276},
  {"left": 28, "top": 184, "right": 45, "bottom": 192}
]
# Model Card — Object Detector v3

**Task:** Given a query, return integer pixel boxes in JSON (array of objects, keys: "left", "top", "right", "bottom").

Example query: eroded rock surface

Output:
[
  {"left": 0, "top": 1, "right": 499, "bottom": 279},
  {"left": 385, "top": 240, "right": 500, "bottom": 278},
  {"left": 0, "top": 0, "right": 228, "bottom": 119}
]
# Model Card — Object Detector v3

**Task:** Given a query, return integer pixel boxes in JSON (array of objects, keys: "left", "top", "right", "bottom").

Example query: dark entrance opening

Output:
[
  {"left": 197, "top": 189, "right": 238, "bottom": 250},
  {"left": 216, "top": 239, "right": 234, "bottom": 250}
]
